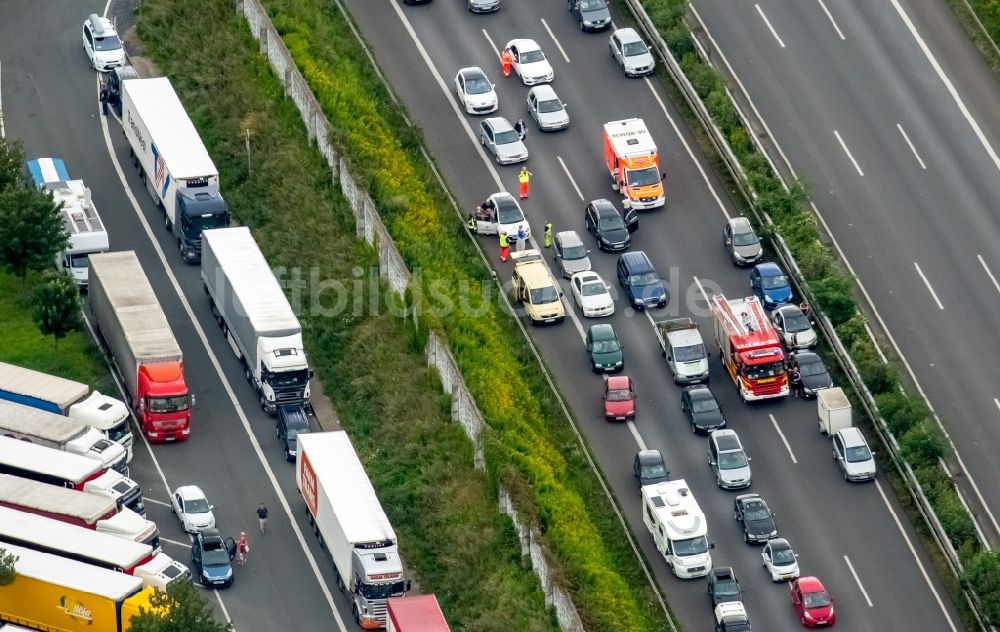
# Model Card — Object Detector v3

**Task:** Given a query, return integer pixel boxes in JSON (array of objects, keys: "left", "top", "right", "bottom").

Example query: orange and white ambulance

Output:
[{"left": 602, "top": 118, "right": 665, "bottom": 209}]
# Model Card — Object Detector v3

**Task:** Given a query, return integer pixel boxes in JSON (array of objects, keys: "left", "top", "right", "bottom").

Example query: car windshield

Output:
[
  {"left": 744, "top": 504, "right": 770, "bottom": 521},
  {"left": 598, "top": 215, "right": 625, "bottom": 231},
  {"left": 642, "top": 462, "right": 667, "bottom": 478},
  {"left": 783, "top": 312, "right": 810, "bottom": 332},
  {"left": 632, "top": 272, "right": 660, "bottom": 286},
  {"left": 627, "top": 166, "right": 660, "bottom": 187},
  {"left": 624, "top": 41, "right": 648, "bottom": 56},
  {"left": 691, "top": 394, "right": 719, "bottom": 413},
  {"left": 772, "top": 547, "right": 796, "bottom": 566},
  {"left": 804, "top": 591, "right": 831, "bottom": 608},
  {"left": 675, "top": 344, "right": 706, "bottom": 362},
  {"left": 732, "top": 230, "right": 759, "bottom": 247},
  {"left": 714, "top": 580, "right": 740, "bottom": 596},
  {"left": 537, "top": 99, "right": 563, "bottom": 113},
  {"left": 530, "top": 287, "right": 560, "bottom": 305},
  {"left": 496, "top": 202, "right": 524, "bottom": 225},
  {"left": 581, "top": 282, "right": 607, "bottom": 297},
  {"left": 743, "top": 360, "right": 784, "bottom": 381},
  {"left": 69, "top": 253, "right": 91, "bottom": 268},
  {"left": 673, "top": 535, "right": 709, "bottom": 556},
  {"left": 761, "top": 274, "right": 789, "bottom": 290},
  {"left": 148, "top": 396, "right": 189, "bottom": 413},
  {"left": 201, "top": 545, "right": 230, "bottom": 567},
  {"left": 519, "top": 49, "right": 545, "bottom": 64},
  {"left": 465, "top": 76, "right": 491, "bottom": 95},
  {"left": 580, "top": 0, "right": 607, "bottom": 8},
  {"left": 185, "top": 498, "right": 211, "bottom": 514},
  {"left": 95, "top": 34, "right": 123, "bottom": 51},
  {"left": 591, "top": 338, "right": 621, "bottom": 353},
  {"left": 718, "top": 451, "right": 748, "bottom": 470},
  {"left": 495, "top": 129, "right": 521, "bottom": 145},
  {"left": 845, "top": 445, "right": 872, "bottom": 463},
  {"left": 562, "top": 244, "right": 587, "bottom": 260},
  {"left": 606, "top": 388, "right": 632, "bottom": 402},
  {"left": 798, "top": 358, "right": 827, "bottom": 377}
]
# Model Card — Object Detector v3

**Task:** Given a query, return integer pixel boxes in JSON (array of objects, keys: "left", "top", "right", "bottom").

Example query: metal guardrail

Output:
[{"left": 622, "top": 0, "right": 991, "bottom": 628}]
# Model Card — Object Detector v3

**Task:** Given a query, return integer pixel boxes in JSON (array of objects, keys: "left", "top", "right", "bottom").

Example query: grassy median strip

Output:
[{"left": 134, "top": 1, "right": 664, "bottom": 629}]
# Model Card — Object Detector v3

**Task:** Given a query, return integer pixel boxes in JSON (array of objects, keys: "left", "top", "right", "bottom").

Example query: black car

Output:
[
  {"left": 191, "top": 528, "right": 237, "bottom": 588},
  {"left": 633, "top": 449, "right": 669, "bottom": 487},
  {"left": 681, "top": 385, "right": 727, "bottom": 434},
  {"left": 585, "top": 199, "right": 636, "bottom": 251},
  {"left": 586, "top": 324, "right": 624, "bottom": 372},
  {"left": 568, "top": 0, "right": 611, "bottom": 31},
  {"left": 733, "top": 493, "right": 777, "bottom": 544},
  {"left": 707, "top": 566, "right": 742, "bottom": 607},
  {"left": 787, "top": 351, "right": 833, "bottom": 398},
  {"left": 276, "top": 404, "right": 312, "bottom": 462}
]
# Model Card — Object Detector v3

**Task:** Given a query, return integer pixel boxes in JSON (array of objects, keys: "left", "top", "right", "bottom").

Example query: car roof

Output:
[
  {"left": 791, "top": 351, "right": 821, "bottom": 363},
  {"left": 555, "top": 230, "right": 583, "bottom": 247},
  {"left": 279, "top": 404, "right": 310, "bottom": 428},
  {"left": 176, "top": 485, "right": 206, "bottom": 500},
  {"left": 711, "top": 566, "right": 736, "bottom": 579},
  {"left": 458, "top": 66, "right": 487, "bottom": 80},
  {"left": 686, "top": 385, "right": 715, "bottom": 399},
  {"left": 736, "top": 492, "right": 761, "bottom": 504},
  {"left": 606, "top": 375, "right": 631, "bottom": 389},
  {"left": 489, "top": 191, "right": 521, "bottom": 208},
  {"left": 483, "top": 117, "right": 514, "bottom": 132},
  {"left": 200, "top": 528, "right": 223, "bottom": 541},
  {"left": 768, "top": 537, "right": 791, "bottom": 550},
  {"left": 529, "top": 85, "right": 559, "bottom": 100},
  {"left": 729, "top": 216, "right": 754, "bottom": 232},
  {"left": 508, "top": 38, "right": 541, "bottom": 51},
  {"left": 589, "top": 323, "right": 617, "bottom": 339},
  {"left": 589, "top": 199, "right": 618, "bottom": 215},
  {"left": 573, "top": 271, "right": 602, "bottom": 284},
  {"left": 712, "top": 430, "right": 743, "bottom": 451},
  {"left": 796, "top": 576, "right": 825, "bottom": 591},
  {"left": 87, "top": 15, "right": 117, "bottom": 35},
  {"left": 637, "top": 449, "right": 663, "bottom": 464},
  {"left": 755, "top": 262, "right": 783, "bottom": 276},
  {"left": 613, "top": 28, "right": 642, "bottom": 43},
  {"left": 837, "top": 426, "right": 868, "bottom": 447},
  {"left": 621, "top": 250, "right": 653, "bottom": 269}
]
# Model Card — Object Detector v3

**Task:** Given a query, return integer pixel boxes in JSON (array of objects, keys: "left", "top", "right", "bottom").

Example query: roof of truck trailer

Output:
[
  {"left": 387, "top": 595, "right": 451, "bottom": 631},
  {"left": 124, "top": 77, "right": 218, "bottom": 179},
  {"left": 1, "top": 541, "right": 144, "bottom": 600},
  {"left": 0, "top": 435, "right": 104, "bottom": 480},
  {"left": 0, "top": 400, "right": 85, "bottom": 443},
  {"left": 0, "top": 361, "right": 89, "bottom": 409},
  {"left": 0, "top": 474, "right": 116, "bottom": 522}
]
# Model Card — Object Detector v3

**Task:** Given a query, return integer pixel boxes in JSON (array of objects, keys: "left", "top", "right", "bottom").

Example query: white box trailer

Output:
[
  {"left": 818, "top": 387, "right": 852, "bottom": 435},
  {"left": 201, "top": 227, "right": 311, "bottom": 414},
  {"left": 297, "top": 432, "right": 410, "bottom": 628},
  {"left": 121, "top": 77, "right": 229, "bottom": 262}
]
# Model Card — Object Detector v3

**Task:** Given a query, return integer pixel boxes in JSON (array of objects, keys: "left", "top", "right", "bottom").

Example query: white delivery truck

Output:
[
  {"left": 121, "top": 77, "right": 229, "bottom": 262},
  {"left": 0, "top": 399, "right": 128, "bottom": 476},
  {"left": 26, "top": 157, "right": 110, "bottom": 288},
  {"left": 641, "top": 479, "right": 713, "bottom": 579},
  {"left": 0, "top": 361, "right": 132, "bottom": 460},
  {"left": 818, "top": 387, "right": 852, "bottom": 435},
  {"left": 297, "top": 432, "right": 410, "bottom": 628},
  {"left": 652, "top": 318, "right": 710, "bottom": 384},
  {"left": 201, "top": 227, "right": 311, "bottom": 414}
]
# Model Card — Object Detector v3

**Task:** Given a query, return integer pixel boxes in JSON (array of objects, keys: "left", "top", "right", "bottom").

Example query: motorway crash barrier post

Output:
[{"left": 622, "top": 0, "right": 993, "bottom": 627}]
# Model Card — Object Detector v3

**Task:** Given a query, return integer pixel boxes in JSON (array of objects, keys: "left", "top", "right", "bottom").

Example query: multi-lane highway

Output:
[
  {"left": 691, "top": 0, "right": 1000, "bottom": 545},
  {"left": 342, "top": 0, "right": 962, "bottom": 629},
  {"left": 0, "top": 2, "right": 361, "bottom": 630}
]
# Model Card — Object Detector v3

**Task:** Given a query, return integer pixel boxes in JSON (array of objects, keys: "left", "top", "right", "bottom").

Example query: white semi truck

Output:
[
  {"left": 297, "top": 432, "right": 410, "bottom": 628},
  {"left": 121, "top": 77, "right": 229, "bottom": 262},
  {"left": 201, "top": 227, "right": 311, "bottom": 414}
]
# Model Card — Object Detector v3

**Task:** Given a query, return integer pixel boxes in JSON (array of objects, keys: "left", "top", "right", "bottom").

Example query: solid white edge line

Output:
[
  {"left": 767, "top": 414, "right": 797, "bottom": 464},
  {"left": 896, "top": 123, "right": 927, "bottom": 170},
  {"left": 994, "top": 398, "right": 1000, "bottom": 414},
  {"left": 843, "top": 555, "right": 874, "bottom": 607},
  {"left": 815, "top": 0, "right": 846, "bottom": 40},
  {"left": 627, "top": 421, "right": 647, "bottom": 452},
  {"left": 978, "top": 254, "right": 1000, "bottom": 296},
  {"left": 833, "top": 130, "right": 865, "bottom": 176},
  {"left": 98, "top": 78, "right": 348, "bottom": 632},
  {"left": 557, "top": 156, "right": 585, "bottom": 201},
  {"left": 158, "top": 536, "right": 193, "bottom": 549},
  {"left": 0, "top": 60, "right": 5, "bottom": 139},
  {"left": 540, "top": 18, "right": 571, "bottom": 64},
  {"left": 755, "top": 4, "right": 787, "bottom": 49},
  {"left": 481, "top": 29, "right": 500, "bottom": 58},
  {"left": 914, "top": 262, "right": 945, "bottom": 310},
  {"left": 143, "top": 497, "right": 171, "bottom": 507},
  {"left": 876, "top": 480, "right": 958, "bottom": 631}
]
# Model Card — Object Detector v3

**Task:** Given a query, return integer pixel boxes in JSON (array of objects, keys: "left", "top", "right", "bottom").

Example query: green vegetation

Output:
[
  {"left": 134, "top": 1, "right": 605, "bottom": 628},
  {"left": 32, "top": 272, "right": 84, "bottom": 354},
  {"left": 0, "top": 547, "right": 16, "bottom": 586},
  {"left": 131, "top": 581, "right": 233, "bottom": 632}
]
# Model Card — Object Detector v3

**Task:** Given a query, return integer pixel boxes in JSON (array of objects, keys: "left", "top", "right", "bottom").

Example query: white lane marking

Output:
[
  {"left": 158, "top": 536, "right": 193, "bottom": 548},
  {"left": 755, "top": 4, "right": 786, "bottom": 49},
  {"left": 98, "top": 84, "right": 348, "bottom": 632},
  {"left": 557, "top": 156, "right": 585, "bottom": 201},
  {"left": 978, "top": 254, "right": 1000, "bottom": 296},
  {"left": 643, "top": 79, "right": 730, "bottom": 220},
  {"left": 0, "top": 60, "right": 5, "bottom": 138},
  {"left": 995, "top": 398, "right": 1000, "bottom": 414},
  {"left": 540, "top": 18, "right": 571, "bottom": 64},
  {"left": 481, "top": 29, "right": 500, "bottom": 58},
  {"left": 627, "top": 421, "right": 647, "bottom": 452},
  {"left": 768, "top": 414, "right": 797, "bottom": 464},
  {"left": 144, "top": 497, "right": 171, "bottom": 508},
  {"left": 914, "top": 262, "right": 944, "bottom": 310},
  {"left": 843, "top": 555, "right": 874, "bottom": 607},
  {"left": 833, "top": 130, "right": 864, "bottom": 176},
  {"left": 816, "top": 0, "right": 846, "bottom": 40},
  {"left": 896, "top": 124, "right": 927, "bottom": 170},
  {"left": 889, "top": 0, "right": 1000, "bottom": 178},
  {"left": 876, "top": 481, "right": 958, "bottom": 630}
]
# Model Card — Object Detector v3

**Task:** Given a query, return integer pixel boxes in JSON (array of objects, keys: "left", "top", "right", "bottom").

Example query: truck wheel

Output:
[
  {"left": 352, "top": 605, "right": 360, "bottom": 624},
  {"left": 244, "top": 365, "right": 253, "bottom": 383},
  {"left": 337, "top": 573, "right": 346, "bottom": 593},
  {"left": 165, "top": 214, "right": 172, "bottom": 231}
]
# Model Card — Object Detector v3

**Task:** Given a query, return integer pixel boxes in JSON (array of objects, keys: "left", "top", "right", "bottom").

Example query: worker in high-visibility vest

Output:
[
  {"left": 499, "top": 231, "right": 510, "bottom": 262},
  {"left": 518, "top": 166, "right": 532, "bottom": 199},
  {"left": 544, "top": 222, "right": 553, "bottom": 248},
  {"left": 467, "top": 214, "right": 477, "bottom": 233},
  {"left": 501, "top": 49, "right": 513, "bottom": 78}
]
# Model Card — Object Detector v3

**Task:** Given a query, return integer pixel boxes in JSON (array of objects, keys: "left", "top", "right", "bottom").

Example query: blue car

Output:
[{"left": 750, "top": 262, "right": 792, "bottom": 309}]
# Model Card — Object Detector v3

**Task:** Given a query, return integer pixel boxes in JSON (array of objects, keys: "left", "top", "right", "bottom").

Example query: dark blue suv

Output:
[
  {"left": 750, "top": 262, "right": 792, "bottom": 309},
  {"left": 617, "top": 251, "right": 666, "bottom": 309}
]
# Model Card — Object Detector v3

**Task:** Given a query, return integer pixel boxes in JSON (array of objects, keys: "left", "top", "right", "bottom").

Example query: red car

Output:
[
  {"left": 790, "top": 576, "right": 836, "bottom": 627},
  {"left": 603, "top": 375, "right": 636, "bottom": 421}
]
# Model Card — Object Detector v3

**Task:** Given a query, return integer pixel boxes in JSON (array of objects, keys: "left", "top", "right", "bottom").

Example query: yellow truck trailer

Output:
[{"left": 0, "top": 542, "right": 155, "bottom": 631}]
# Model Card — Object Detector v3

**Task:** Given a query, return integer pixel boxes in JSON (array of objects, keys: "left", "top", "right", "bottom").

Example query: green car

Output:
[{"left": 587, "top": 324, "right": 624, "bottom": 372}]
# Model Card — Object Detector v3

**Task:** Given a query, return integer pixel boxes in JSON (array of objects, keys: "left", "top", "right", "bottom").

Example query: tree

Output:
[
  {"left": 0, "top": 546, "right": 17, "bottom": 586},
  {"left": 129, "top": 580, "right": 233, "bottom": 632},
  {"left": 0, "top": 137, "right": 26, "bottom": 193},
  {"left": 32, "top": 272, "right": 84, "bottom": 355},
  {"left": 965, "top": 550, "right": 1000, "bottom": 626},
  {"left": 0, "top": 183, "right": 69, "bottom": 280}
]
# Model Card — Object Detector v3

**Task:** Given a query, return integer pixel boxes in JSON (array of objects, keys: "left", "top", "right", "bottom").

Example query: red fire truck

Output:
[{"left": 711, "top": 294, "right": 788, "bottom": 401}]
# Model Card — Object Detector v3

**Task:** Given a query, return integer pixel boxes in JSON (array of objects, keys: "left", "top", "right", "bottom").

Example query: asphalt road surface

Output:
[
  {"left": 0, "top": 2, "right": 362, "bottom": 630},
  {"left": 340, "top": 0, "right": 962, "bottom": 630},
  {"left": 690, "top": 0, "right": 1000, "bottom": 545}
]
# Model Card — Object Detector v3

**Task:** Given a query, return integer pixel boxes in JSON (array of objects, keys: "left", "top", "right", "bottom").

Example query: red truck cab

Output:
[
  {"left": 711, "top": 294, "right": 788, "bottom": 401},
  {"left": 137, "top": 363, "right": 191, "bottom": 441}
]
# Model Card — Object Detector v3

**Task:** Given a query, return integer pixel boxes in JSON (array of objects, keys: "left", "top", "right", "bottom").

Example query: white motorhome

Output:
[
  {"left": 26, "top": 158, "right": 109, "bottom": 288},
  {"left": 641, "top": 479, "right": 713, "bottom": 579}
]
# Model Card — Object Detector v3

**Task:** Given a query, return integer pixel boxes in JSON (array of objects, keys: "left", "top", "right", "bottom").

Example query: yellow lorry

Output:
[{"left": 0, "top": 542, "right": 155, "bottom": 631}]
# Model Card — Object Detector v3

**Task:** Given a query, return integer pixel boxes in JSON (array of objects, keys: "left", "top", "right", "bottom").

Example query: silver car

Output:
[
  {"left": 609, "top": 28, "right": 656, "bottom": 77},
  {"left": 526, "top": 85, "right": 570, "bottom": 132},
  {"left": 723, "top": 217, "right": 763, "bottom": 266},
  {"left": 468, "top": 0, "right": 500, "bottom": 12},
  {"left": 554, "top": 231, "right": 591, "bottom": 278},
  {"left": 709, "top": 429, "right": 752, "bottom": 489},
  {"left": 833, "top": 427, "right": 876, "bottom": 482},
  {"left": 480, "top": 117, "right": 529, "bottom": 165}
]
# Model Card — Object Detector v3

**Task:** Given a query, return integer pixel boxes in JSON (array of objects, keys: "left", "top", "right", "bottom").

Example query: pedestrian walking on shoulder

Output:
[
  {"left": 544, "top": 221, "right": 553, "bottom": 248},
  {"left": 237, "top": 531, "right": 250, "bottom": 565},
  {"left": 514, "top": 118, "right": 527, "bottom": 140},
  {"left": 257, "top": 503, "right": 269, "bottom": 534},
  {"left": 99, "top": 82, "right": 109, "bottom": 116},
  {"left": 501, "top": 49, "right": 513, "bottom": 78},
  {"left": 499, "top": 231, "right": 510, "bottom": 262},
  {"left": 516, "top": 225, "right": 527, "bottom": 251},
  {"left": 518, "top": 166, "right": 532, "bottom": 199}
]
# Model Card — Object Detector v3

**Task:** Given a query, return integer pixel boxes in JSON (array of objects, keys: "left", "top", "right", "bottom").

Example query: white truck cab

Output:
[
  {"left": 641, "top": 479, "right": 713, "bottom": 578},
  {"left": 654, "top": 318, "right": 709, "bottom": 384},
  {"left": 134, "top": 553, "right": 191, "bottom": 590},
  {"left": 69, "top": 391, "right": 132, "bottom": 461}
]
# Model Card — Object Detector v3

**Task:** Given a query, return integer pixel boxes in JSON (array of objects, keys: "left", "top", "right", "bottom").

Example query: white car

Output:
[
  {"left": 454, "top": 67, "right": 498, "bottom": 115},
  {"left": 171, "top": 485, "right": 217, "bottom": 533},
  {"left": 571, "top": 272, "right": 615, "bottom": 318},
  {"left": 505, "top": 39, "right": 555, "bottom": 85},
  {"left": 526, "top": 85, "right": 569, "bottom": 132},
  {"left": 761, "top": 538, "right": 800, "bottom": 582},
  {"left": 609, "top": 28, "right": 656, "bottom": 77},
  {"left": 771, "top": 304, "right": 817, "bottom": 350},
  {"left": 82, "top": 14, "right": 126, "bottom": 72}
]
